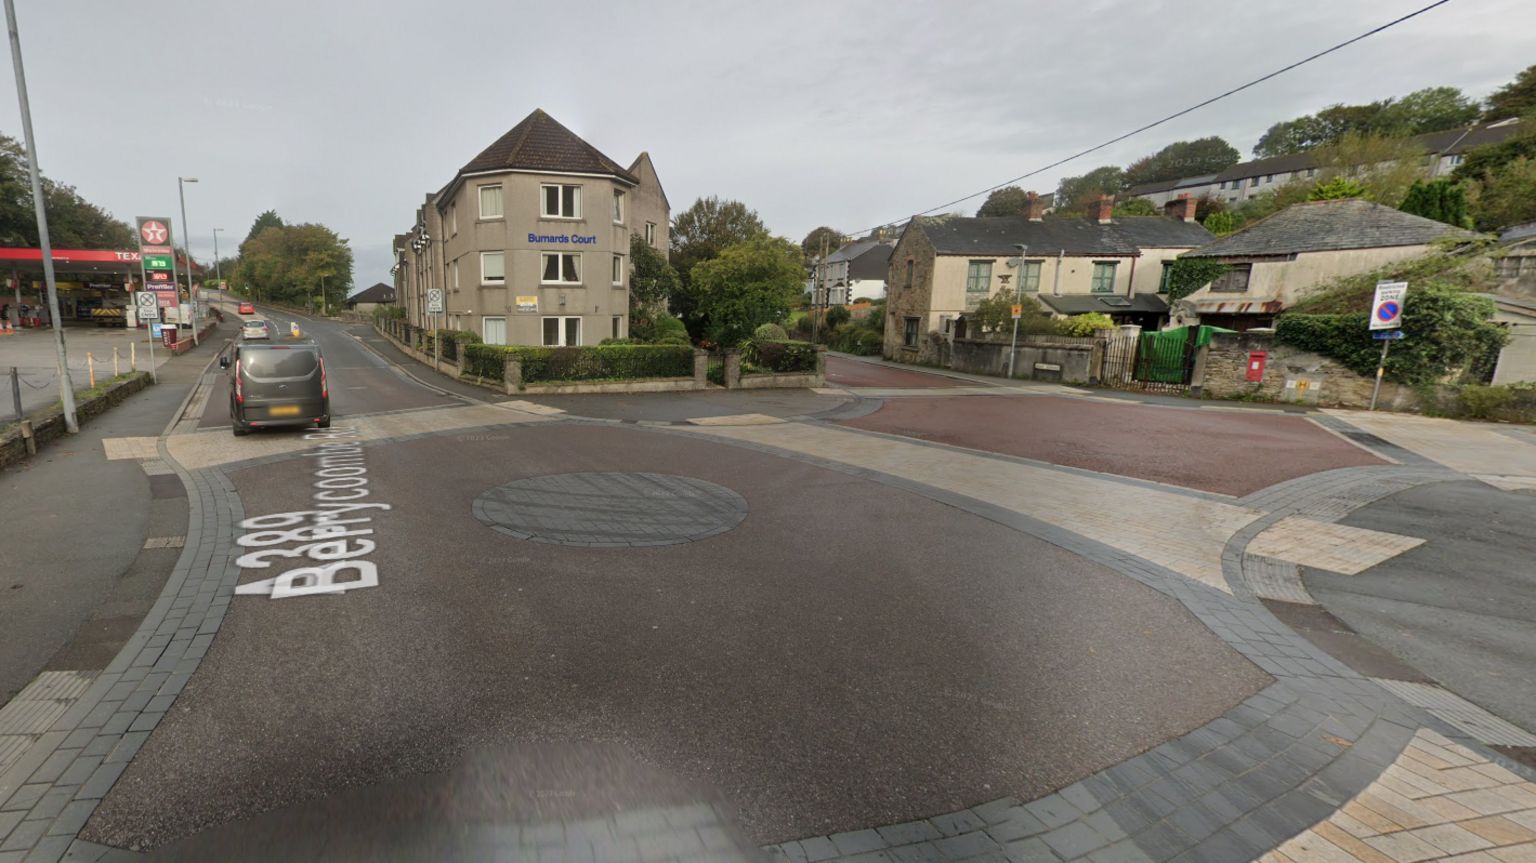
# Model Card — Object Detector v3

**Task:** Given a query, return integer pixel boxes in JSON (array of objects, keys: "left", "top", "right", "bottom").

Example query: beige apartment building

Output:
[{"left": 395, "top": 109, "right": 669, "bottom": 346}]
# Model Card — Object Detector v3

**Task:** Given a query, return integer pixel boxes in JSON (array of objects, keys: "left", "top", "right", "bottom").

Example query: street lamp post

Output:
[
  {"left": 211, "top": 227, "right": 224, "bottom": 306},
  {"left": 1008, "top": 244, "right": 1029, "bottom": 379},
  {"left": 4, "top": 0, "right": 76, "bottom": 431},
  {"left": 177, "top": 176, "right": 199, "bottom": 345}
]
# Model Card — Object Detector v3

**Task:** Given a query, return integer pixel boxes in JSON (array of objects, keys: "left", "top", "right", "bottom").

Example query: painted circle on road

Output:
[
  {"left": 472, "top": 472, "right": 747, "bottom": 547},
  {"left": 1376, "top": 301, "right": 1400, "bottom": 322}
]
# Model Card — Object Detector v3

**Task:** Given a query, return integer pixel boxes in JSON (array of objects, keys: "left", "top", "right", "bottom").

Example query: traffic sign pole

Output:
[
  {"left": 1369, "top": 338, "right": 1391, "bottom": 411},
  {"left": 136, "top": 292, "right": 159, "bottom": 383}
]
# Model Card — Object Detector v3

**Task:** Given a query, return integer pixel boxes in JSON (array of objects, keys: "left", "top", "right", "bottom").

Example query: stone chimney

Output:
[
  {"left": 1163, "top": 193, "right": 1199, "bottom": 223},
  {"left": 1090, "top": 195, "right": 1114, "bottom": 224},
  {"left": 1025, "top": 191, "right": 1044, "bottom": 222}
]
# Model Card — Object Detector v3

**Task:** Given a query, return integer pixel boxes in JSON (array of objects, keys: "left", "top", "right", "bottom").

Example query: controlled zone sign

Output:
[
  {"left": 135, "top": 291, "right": 160, "bottom": 321},
  {"left": 426, "top": 288, "right": 444, "bottom": 314},
  {"left": 1370, "top": 281, "right": 1407, "bottom": 331}
]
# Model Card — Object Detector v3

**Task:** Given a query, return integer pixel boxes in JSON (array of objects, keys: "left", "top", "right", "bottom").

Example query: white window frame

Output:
[
  {"left": 541, "top": 315, "right": 582, "bottom": 346},
  {"left": 480, "top": 251, "right": 505, "bottom": 285},
  {"left": 613, "top": 189, "right": 624, "bottom": 224},
  {"left": 478, "top": 184, "right": 503, "bottom": 220},
  {"left": 482, "top": 315, "right": 507, "bottom": 345},
  {"left": 1091, "top": 261, "right": 1118, "bottom": 293},
  {"left": 541, "top": 252, "right": 580, "bottom": 284},
  {"left": 612, "top": 315, "right": 623, "bottom": 340},
  {"left": 612, "top": 254, "right": 623, "bottom": 286},
  {"left": 1019, "top": 261, "right": 1042, "bottom": 292},
  {"left": 449, "top": 203, "right": 457, "bottom": 235},
  {"left": 452, "top": 259, "right": 460, "bottom": 290},
  {"left": 540, "top": 183, "right": 581, "bottom": 219},
  {"left": 644, "top": 221, "right": 656, "bottom": 245}
]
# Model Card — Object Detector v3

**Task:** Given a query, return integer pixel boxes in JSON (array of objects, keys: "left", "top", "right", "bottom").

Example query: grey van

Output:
[{"left": 220, "top": 341, "right": 330, "bottom": 436}]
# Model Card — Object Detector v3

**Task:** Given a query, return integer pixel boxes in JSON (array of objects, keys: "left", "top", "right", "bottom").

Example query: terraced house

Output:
[
  {"left": 884, "top": 194, "right": 1212, "bottom": 364},
  {"left": 395, "top": 109, "right": 669, "bottom": 346}
]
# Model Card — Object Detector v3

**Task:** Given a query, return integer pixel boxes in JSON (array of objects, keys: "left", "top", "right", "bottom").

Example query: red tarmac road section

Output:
[
  {"left": 839, "top": 395, "right": 1385, "bottom": 496},
  {"left": 826, "top": 357, "right": 963, "bottom": 388}
]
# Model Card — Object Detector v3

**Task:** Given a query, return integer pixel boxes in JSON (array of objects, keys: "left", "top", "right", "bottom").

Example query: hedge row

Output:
[
  {"left": 744, "top": 339, "right": 818, "bottom": 373},
  {"left": 462, "top": 344, "right": 694, "bottom": 383}
]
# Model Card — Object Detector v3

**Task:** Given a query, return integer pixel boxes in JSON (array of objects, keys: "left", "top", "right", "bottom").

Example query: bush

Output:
[
  {"left": 1277, "top": 282, "right": 1506, "bottom": 387},
  {"left": 460, "top": 344, "right": 694, "bottom": 384},
  {"left": 1420, "top": 382, "right": 1536, "bottom": 422},
  {"left": 1057, "top": 312, "right": 1117, "bottom": 336},
  {"left": 743, "top": 339, "right": 818, "bottom": 373},
  {"left": 753, "top": 322, "right": 788, "bottom": 341},
  {"left": 825, "top": 305, "right": 851, "bottom": 329},
  {"left": 630, "top": 311, "right": 690, "bottom": 345},
  {"left": 1458, "top": 384, "right": 1516, "bottom": 419}
]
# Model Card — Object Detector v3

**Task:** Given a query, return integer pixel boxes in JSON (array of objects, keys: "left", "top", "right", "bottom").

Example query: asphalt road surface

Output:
[
  {"left": 198, "top": 307, "right": 460, "bottom": 429},
  {"left": 838, "top": 394, "right": 1383, "bottom": 496},
  {"left": 1305, "top": 479, "right": 1536, "bottom": 732},
  {"left": 825, "top": 357, "right": 964, "bottom": 389},
  {"left": 84, "top": 343, "right": 1271, "bottom": 848}
]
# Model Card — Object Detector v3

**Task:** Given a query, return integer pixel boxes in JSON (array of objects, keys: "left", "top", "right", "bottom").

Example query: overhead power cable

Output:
[{"left": 856, "top": 0, "right": 1455, "bottom": 234}]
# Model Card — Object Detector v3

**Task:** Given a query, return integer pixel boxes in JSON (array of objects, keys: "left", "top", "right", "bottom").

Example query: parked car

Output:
[
  {"left": 241, "top": 319, "right": 271, "bottom": 340},
  {"left": 220, "top": 342, "right": 330, "bottom": 436},
  {"left": 238, "top": 302, "right": 255, "bottom": 315}
]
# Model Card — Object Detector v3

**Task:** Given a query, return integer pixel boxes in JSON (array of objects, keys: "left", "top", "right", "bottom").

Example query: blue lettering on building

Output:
[{"left": 528, "top": 233, "right": 598, "bottom": 245}]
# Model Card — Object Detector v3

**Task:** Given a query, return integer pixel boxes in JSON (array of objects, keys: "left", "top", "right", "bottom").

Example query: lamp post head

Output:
[{"left": 180, "top": 177, "right": 199, "bottom": 183}]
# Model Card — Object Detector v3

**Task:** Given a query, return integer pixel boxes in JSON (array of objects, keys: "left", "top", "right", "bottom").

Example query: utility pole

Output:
[
  {"left": 178, "top": 177, "right": 199, "bottom": 345},
  {"left": 1009, "top": 244, "right": 1028, "bottom": 379},
  {"left": 812, "top": 235, "right": 828, "bottom": 345},
  {"left": 5, "top": 0, "right": 76, "bottom": 431},
  {"left": 212, "top": 227, "right": 223, "bottom": 302}
]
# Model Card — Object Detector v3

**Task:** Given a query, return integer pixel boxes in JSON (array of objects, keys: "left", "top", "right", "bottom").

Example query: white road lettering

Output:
[{"left": 234, "top": 427, "right": 392, "bottom": 598}]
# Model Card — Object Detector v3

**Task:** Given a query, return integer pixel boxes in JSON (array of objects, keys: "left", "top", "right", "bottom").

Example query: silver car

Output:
[{"left": 241, "top": 319, "right": 271, "bottom": 340}]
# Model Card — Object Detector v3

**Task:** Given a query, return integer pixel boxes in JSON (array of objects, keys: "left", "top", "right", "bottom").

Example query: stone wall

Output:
[
  {"left": 950, "top": 336, "right": 1098, "bottom": 383},
  {"left": 882, "top": 227, "right": 939, "bottom": 364},
  {"left": 1199, "top": 331, "right": 1420, "bottom": 410}
]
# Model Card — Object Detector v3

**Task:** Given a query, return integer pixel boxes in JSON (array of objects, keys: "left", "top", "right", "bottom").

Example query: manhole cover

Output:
[{"left": 472, "top": 472, "right": 748, "bottom": 547}]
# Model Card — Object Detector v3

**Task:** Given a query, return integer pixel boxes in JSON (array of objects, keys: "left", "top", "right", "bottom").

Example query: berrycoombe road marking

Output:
[{"left": 233, "top": 426, "right": 391, "bottom": 598}]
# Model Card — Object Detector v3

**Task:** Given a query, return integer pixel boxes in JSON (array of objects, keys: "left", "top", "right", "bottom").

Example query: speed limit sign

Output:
[{"left": 136, "top": 291, "right": 160, "bottom": 321}]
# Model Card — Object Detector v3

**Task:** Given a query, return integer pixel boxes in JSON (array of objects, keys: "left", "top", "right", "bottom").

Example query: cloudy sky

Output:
[{"left": 0, "top": 0, "right": 1531, "bottom": 291}]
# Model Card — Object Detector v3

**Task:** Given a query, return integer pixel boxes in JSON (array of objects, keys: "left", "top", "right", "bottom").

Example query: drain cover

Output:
[{"left": 472, "top": 472, "right": 748, "bottom": 547}]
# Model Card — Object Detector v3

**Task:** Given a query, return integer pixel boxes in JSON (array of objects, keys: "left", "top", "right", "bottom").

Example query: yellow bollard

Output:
[
  {"left": 87, "top": 352, "right": 95, "bottom": 388},
  {"left": 113, "top": 347, "right": 120, "bottom": 377},
  {"left": 131, "top": 342, "right": 137, "bottom": 372}
]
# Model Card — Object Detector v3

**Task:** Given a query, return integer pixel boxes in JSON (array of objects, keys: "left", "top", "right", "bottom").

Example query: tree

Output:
[
  {"left": 629, "top": 232, "right": 679, "bottom": 310},
  {"left": 0, "top": 133, "right": 134, "bottom": 248},
  {"left": 1123, "top": 137, "right": 1240, "bottom": 188},
  {"left": 1309, "top": 132, "right": 1426, "bottom": 206},
  {"left": 670, "top": 196, "right": 767, "bottom": 283},
  {"left": 233, "top": 222, "right": 352, "bottom": 308},
  {"left": 800, "top": 226, "right": 848, "bottom": 264},
  {"left": 1467, "top": 156, "right": 1536, "bottom": 230},
  {"left": 241, "top": 209, "right": 284, "bottom": 252},
  {"left": 685, "top": 236, "right": 804, "bottom": 345},
  {"left": 1452, "top": 120, "right": 1536, "bottom": 183},
  {"left": 1377, "top": 87, "right": 1479, "bottom": 135},
  {"left": 1399, "top": 179, "right": 1470, "bottom": 227},
  {"left": 1113, "top": 198, "right": 1159, "bottom": 216},
  {"left": 1483, "top": 64, "right": 1536, "bottom": 120},
  {"left": 1254, "top": 102, "right": 1389, "bottom": 157},
  {"left": 1053, "top": 166, "right": 1124, "bottom": 215},
  {"left": 1308, "top": 176, "right": 1368, "bottom": 201},
  {"left": 975, "top": 186, "right": 1032, "bottom": 217}
]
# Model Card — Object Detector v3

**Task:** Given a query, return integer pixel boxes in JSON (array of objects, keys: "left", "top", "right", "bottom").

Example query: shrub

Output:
[
  {"left": 744, "top": 339, "right": 818, "bottom": 373},
  {"left": 1458, "top": 383, "right": 1515, "bottom": 419},
  {"left": 1276, "top": 284, "right": 1506, "bottom": 386},
  {"left": 825, "top": 305, "right": 851, "bottom": 329},
  {"left": 1057, "top": 312, "right": 1116, "bottom": 336},
  {"left": 753, "top": 322, "right": 788, "bottom": 341},
  {"left": 1420, "top": 382, "right": 1536, "bottom": 423},
  {"left": 631, "top": 311, "right": 690, "bottom": 345},
  {"left": 459, "top": 344, "right": 694, "bottom": 384}
]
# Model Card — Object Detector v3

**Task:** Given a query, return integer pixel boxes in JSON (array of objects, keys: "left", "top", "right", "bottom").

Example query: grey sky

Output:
[{"left": 1, "top": 0, "right": 1531, "bottom": 291}]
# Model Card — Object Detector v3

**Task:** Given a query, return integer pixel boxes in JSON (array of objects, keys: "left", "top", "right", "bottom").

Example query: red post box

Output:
[{"left": 1246, "top": 351, "right": 1267, "bottom": 382}]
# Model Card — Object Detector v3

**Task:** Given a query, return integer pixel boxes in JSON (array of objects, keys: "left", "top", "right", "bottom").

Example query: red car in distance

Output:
[{"left": 238, "top": 302, "right": 255, "bottom": 315}]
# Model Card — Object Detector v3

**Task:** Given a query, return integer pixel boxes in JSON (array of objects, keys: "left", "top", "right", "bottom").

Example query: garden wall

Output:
[
  {"left": 1197, "top": 331, "right": 1420, "bottom": 410},
  {"left": 949, "top": 336, "right": 1099, "bottom": 383}
]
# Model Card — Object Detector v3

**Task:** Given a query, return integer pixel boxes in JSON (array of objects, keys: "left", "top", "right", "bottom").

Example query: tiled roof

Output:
[
  {"left": 916, "top": 215, "right": 1212, "bottom": 256},
  {"left": 1126, "top": 174, "right": 1219, "bottom": 196},
  {"left": 1182, "top": 199, "right": 1480, "bottom": 258},
  {"left": 348, "top": 282, "right": 396, "bottom": 304},
  {"left": 1214, "top": 153, "right": 1318, "bottom": 182},
  {"left": 459, "top": 109, "right": 638, "bottom": 184}
]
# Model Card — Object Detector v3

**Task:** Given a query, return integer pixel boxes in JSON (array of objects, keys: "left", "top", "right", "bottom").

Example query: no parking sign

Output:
[{"left": 1370, "top": 281, "right": 1407, "bottom": 331}]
